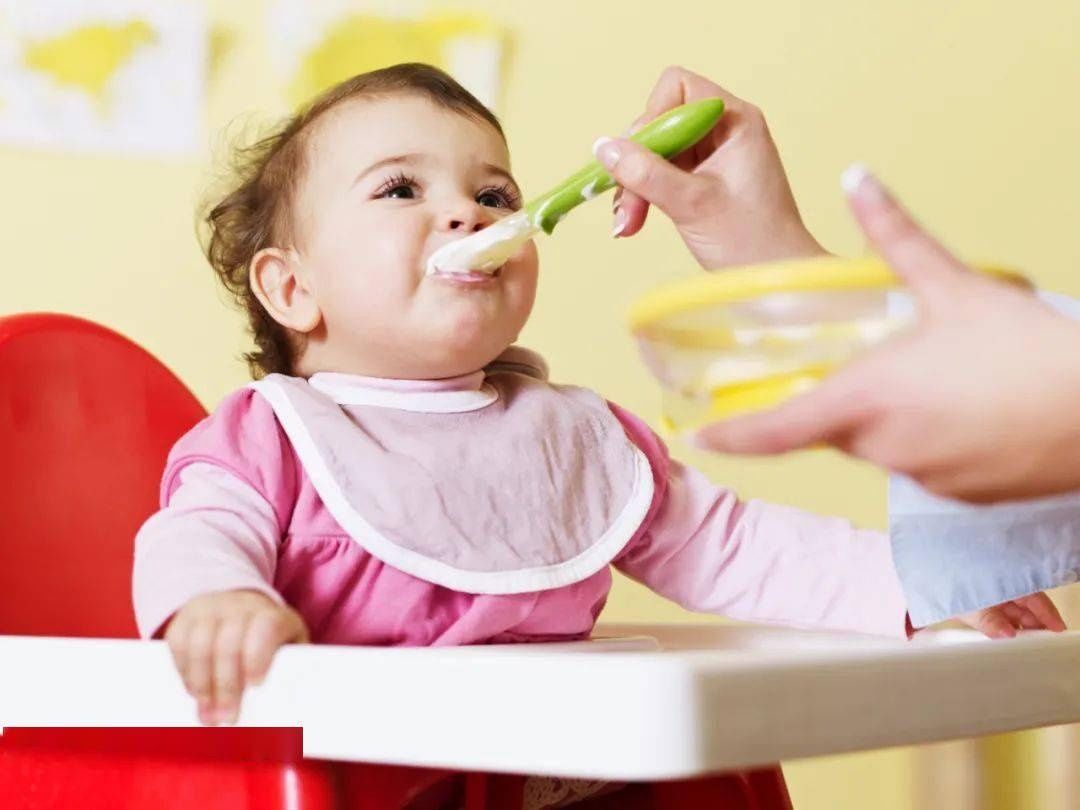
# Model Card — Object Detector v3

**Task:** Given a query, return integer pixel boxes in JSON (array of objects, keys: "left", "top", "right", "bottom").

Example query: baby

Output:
[{"left": 133, "top": 64, "right": 1064, "bottom": 740}]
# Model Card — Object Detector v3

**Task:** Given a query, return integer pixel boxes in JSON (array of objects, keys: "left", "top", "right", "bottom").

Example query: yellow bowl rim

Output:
[{"left": 628, "top": 255, "right": 1027, "bottom": 332}]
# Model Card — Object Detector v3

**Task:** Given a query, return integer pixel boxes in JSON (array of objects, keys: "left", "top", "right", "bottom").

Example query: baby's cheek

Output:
[
  {"left": 509, "top": 246, "right": 540, "bottom": 312},
  {"left": 336, "top": 242, "right": 412, "bottom": 301}
]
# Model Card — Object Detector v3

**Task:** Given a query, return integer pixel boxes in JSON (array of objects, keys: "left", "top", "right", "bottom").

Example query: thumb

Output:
[
  {"left": 841, "top": 164, "right": 970, "bottom": 309},
  {"left": 594, "top": 137, "right": 711, "bottom": 224},
  {"left": 290, "top": 612, "right": 310, "bottom": 644}
]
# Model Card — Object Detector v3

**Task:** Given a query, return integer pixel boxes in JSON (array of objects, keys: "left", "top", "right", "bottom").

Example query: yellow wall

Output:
[{"left": 3, "top": 2, "right": 1078, "bottom": 809}]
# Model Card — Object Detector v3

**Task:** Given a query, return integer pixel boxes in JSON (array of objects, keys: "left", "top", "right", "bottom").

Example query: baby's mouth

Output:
[{"left": 427, "top": 263, "right": 505, "bottom": 283}]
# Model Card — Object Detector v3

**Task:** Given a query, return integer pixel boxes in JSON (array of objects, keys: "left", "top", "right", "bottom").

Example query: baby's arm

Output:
[
  {"left": 615, "top": 454, "right": 1065, "bottom": 637},
  {"left": 614, "top": 457, "right": 912, "bottom": 636},
  {"left": 133, "top": 462, "right": 308, "bottom": 725}
]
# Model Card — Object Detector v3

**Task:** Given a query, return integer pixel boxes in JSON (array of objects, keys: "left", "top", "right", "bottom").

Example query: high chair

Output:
[
  {"left": 0, "top": 313, "right": 795, "bottom": 809},
  {"left": 0, "top": 313, "right": 340, "bottom": 809}
]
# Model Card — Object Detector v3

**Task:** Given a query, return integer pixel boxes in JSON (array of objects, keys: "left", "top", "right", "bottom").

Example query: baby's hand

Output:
[
  {"left": 163, "top": 589, "right": 309, "bottom": 726},
  {"left": 957, "top": 592, "right": 1066, "bottom": 639}
]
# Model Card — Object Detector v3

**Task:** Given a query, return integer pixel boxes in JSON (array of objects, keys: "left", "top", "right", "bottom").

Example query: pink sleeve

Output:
[
  {"left": 132, "top": 463, "right": 284, "bottom": 639},
  {"left": 610, "top": 405, "right": 910, "bottom": 638},
  {"left": 160, "top": 387, "right": 299, "bottom": 529},
  {"left": 132, "top": 387, "right": 298, "bottom": 639}
]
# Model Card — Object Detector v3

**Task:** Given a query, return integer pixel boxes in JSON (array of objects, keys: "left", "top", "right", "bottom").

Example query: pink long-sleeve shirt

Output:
[{"left": 132, "top": 372, "right": 909, "bottom": 643}]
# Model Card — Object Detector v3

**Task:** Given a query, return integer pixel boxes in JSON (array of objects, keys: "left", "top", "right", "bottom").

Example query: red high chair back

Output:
[
  {"left": 0, "top": 313, "right": 345, "bottom": 810},
  {"left": 0, "top": 313, "right": 206, "bottom": 638}
]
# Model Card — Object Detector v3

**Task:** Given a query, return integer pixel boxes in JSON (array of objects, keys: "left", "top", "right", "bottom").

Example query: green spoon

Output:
[{"left": 426, "top": 97, "right": 726, "bottom": 275}]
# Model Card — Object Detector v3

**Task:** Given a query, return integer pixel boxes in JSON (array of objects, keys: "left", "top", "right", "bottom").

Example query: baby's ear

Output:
[{"left": 249, "top": 247, "right": 322, "bottom": 333}]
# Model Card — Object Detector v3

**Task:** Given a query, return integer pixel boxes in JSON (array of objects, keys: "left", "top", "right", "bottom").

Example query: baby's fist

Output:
[{"left": 163, "top": 589, "right": 309, "bottom": 726}]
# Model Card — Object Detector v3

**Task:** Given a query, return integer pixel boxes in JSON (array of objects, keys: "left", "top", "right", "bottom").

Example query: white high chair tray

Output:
[{"left": 1, "top": 624, "right": 1078, "bottom": 780}]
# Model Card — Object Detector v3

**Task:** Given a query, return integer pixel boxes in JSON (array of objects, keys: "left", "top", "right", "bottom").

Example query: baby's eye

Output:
[
  {"left": 476, "top": 184, "right": 521, "bottom": 210},
  {"left": 476, "top": 191, "right": 507, "bottom": 208},
  {"left": 374, "top": 173, "right": 420, "bottom": 201},
  {"left": 383, "top": 184, "right": 416, "bottom": 200}
]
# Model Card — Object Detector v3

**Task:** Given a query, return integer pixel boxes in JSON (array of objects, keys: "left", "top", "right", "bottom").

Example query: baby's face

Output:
[{"left": 292, "top": 94, "right": 538, "bottom": 379}]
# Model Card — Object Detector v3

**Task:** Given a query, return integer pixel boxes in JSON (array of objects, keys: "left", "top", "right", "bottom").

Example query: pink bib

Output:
[{"left": 249, "top": 351, "right": 654, "bottom": 594}]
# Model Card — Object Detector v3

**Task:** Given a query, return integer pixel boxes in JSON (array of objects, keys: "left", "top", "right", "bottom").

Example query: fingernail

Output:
[
  {"left": 592, "top": 136, "right": 621, "bottom": 171},
  {"left": 612, "top": 206, "right": 628, "bottom": 237},
  {"left": 841, "top": 163, "right": 892, "bottom": 206},
  {"left": 215, "top": 707, "right": 237, "bottom": 726},
  {"left": 621, "top": 117, "right": 646, "bottom": 137},
  {"left": 840, "top": 163, "right": 873, "bottom": 194}
]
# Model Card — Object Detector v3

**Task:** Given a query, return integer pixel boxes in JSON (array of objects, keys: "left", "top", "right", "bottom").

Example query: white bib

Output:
[{"left": 250, "top": 351, "right": 655, "bottom": 594}]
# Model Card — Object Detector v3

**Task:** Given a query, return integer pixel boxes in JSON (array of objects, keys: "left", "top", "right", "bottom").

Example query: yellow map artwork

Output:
[
  {"left": 289, "top": 12, "right": 500, "bottom": 107},
  {"left": 21, "top": 20, "right": 156, "bottom": 112}
]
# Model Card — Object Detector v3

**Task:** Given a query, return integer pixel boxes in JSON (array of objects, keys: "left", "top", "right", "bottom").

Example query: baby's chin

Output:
[
  {"left": 411, "top": 341, "right": 508, "bottom": 379},
  {"left": 417, "top": 309, "right": 522, "bottom": 374},
  {"left": 410, "top": 256, "right": 535, "bottom": 373}
]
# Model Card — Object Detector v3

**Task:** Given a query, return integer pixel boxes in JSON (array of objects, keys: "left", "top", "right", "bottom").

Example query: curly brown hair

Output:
[{"left": 201, "top": 63, "right": 505, "bottom": 378}]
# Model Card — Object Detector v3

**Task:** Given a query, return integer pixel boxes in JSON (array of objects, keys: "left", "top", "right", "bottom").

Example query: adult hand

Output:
[
  {"left": 593, "top": 65, "right": 826, "bottom": 269},
  {"left": 696, "top": 166, "right": 1080, "bottom": 504}
]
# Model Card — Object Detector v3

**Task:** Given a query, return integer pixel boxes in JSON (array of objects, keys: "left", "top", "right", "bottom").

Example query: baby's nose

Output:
[{"left": 444, "top": 204, "right": 491, "bottom": 233}]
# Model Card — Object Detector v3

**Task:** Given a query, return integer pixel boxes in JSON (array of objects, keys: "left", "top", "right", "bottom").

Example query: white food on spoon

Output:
[{"left": 425, "top": 211, "right": 538, "bottom": 276}]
